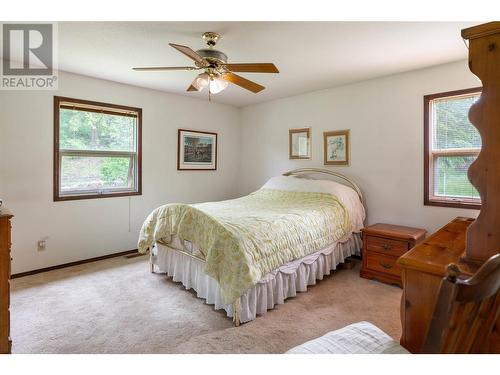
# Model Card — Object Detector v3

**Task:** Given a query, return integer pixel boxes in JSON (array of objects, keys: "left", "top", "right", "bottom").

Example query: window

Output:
[
  {"left": 424, "top": 88, "right": 481, "bottom": 209},
  {"left": 54, "top": 96, "right": 142, "bottom": 201}
]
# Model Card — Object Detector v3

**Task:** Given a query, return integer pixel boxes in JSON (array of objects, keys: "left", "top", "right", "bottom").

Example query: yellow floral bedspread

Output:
[{"left": 138, "top": 189, "right": 350, "bottom": 304}]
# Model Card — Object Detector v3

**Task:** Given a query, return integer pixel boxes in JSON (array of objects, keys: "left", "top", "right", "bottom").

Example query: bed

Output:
[{"left": 138, "top": 168, "right": 365, "bottom": 325}]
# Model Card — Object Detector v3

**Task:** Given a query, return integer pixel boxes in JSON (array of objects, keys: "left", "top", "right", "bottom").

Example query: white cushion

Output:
[
  {"left": 261, "top": 176, "right": 365, "bottom": 233},
  {"left": 286, "top": 321, "right": 409, "bottom": 354}
]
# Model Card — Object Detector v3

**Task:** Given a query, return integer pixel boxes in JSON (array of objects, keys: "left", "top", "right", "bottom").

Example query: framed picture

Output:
[
  {"left": 177, "top": 129, "right": 217, "bottom": 170},
  {"left": 289, "top": 127, "right": 311, "bottom": 159},
  {"left": 324, "top": 130, "right": 350, "bottom": 165}
]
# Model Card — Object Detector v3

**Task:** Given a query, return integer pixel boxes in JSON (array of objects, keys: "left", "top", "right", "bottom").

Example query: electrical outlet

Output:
[{"left": 37, "top": 240, "right": 46, "bottom": 251}]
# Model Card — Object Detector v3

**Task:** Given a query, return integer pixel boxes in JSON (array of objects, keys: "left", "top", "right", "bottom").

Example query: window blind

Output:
[
  {"left": 432, "top": 95, "right": 481, "bottom": 150},
  {"left": 431, "top": 93, "right": 481, "bottom": 201}
]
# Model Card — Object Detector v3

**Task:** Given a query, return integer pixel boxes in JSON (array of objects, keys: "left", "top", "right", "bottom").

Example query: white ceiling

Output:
[{"left": 58, "top": 22, "right": 476, "bottom": 107}]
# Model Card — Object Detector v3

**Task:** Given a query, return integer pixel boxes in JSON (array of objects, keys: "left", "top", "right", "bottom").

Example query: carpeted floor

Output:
[{"left": 10, "top": 256, "right": 402, "bottom": 354}]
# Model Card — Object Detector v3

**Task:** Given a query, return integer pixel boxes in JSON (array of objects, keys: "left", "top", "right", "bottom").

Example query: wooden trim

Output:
[
  {"left": 423, "top": 87, "right": 482, "bottom": 210},
  {"left": 60, "top": 105, "right": 138, "bottom": 118},
  {"left": 53, "top": 96, "right": 142, "bottom": 201},
  {"left": 54, "top": 96, "right": 60, "bottom": 202},
  {"left": 54, "top": 191, "right": 142, "bottom": 202},
  {"left": 289, "top": 127, "right": 311, "bottom": 160},
  {"left": 177, "top": 128, "right": 218, "bottom": 171},
  {"left": 10, "top": 249, "right": 139, "bottom": 279},
  {"left": 323, "top": 129, "right": 350, "bottom": 166},
  {"left": 424, "top": 199, "right": 481, "bottom": 210},
  {"left": 56, "top": 96, "right": 142, "bottom": 114},
  {"left": 424, "top": 87, "right": 482, "bottom": 102},
  {"left": 60, "top": 149, "right": 137, "bottom": 157},
  {"left": 431, "top": 149, "right": 480, "bottom": 157}
]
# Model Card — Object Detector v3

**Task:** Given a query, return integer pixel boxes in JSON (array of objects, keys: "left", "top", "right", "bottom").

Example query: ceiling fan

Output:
[{"left": 133, "top": 32, "right": 279, "bottom": 97}]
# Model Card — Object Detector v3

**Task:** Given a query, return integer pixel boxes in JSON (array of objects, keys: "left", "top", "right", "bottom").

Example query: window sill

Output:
[
  {"left": 424, "top": 198, "right": 481, "bottom": 210},
  {"left": 54, "top": 190, "right": 141, "bottom": 202}
]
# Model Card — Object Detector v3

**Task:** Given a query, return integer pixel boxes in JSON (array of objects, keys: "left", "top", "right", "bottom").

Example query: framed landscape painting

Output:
[
  {"left": 324, "top": 130, "right": 350, "bottom": 165},
  {"left": 177, "top": 129, "right": 217, "bottom": 170},
  {"left": 289, "top": 127, "right": 311, "bottom": 159}
]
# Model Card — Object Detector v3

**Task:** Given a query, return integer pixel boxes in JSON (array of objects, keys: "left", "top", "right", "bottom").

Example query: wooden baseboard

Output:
[{"left": 11, "top": 249, "right": 139, "bottom": 279}]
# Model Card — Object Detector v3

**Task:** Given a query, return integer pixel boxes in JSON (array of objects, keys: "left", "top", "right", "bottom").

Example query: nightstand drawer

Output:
[
  {"left": 365, "top": 252, "right": 401, "bottom": 277},
  {"left": 366, "top": 235, "right": 408, "bottom": 257}
]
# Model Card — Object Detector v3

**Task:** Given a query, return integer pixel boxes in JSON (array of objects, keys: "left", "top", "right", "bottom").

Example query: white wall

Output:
[
  {"left": 0, "top": 71, "right": 241, "bottom": 274},
  {"left": 238, "top": 60, "right": 480, "bottom": 234},
  {"left": 1, "top": 60, "right": 483, "bottom": 273}
]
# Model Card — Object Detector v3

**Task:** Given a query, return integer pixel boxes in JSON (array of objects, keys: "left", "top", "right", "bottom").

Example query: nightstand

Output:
[{"left": 360, "top": 223, "right": 426, "bottom": 287}]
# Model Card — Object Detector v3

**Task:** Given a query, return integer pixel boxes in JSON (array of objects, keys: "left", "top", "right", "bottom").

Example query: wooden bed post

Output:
[
  {"left": 233, "top": 300, "right": 241, "bottom": 327},
  {"left": 149, "top": 248, "right": 154, "bottom": 273}
]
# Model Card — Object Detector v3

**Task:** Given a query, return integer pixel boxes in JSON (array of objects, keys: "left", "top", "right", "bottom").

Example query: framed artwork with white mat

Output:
[
  {"left": 177, "top": 129, "right": 217, "bottom": 170},
  {"left": 324, "top": 130, "right": 350, "bottom": 166},
  {"left": 289, "top": 127, "right": 311, "bottom": 159}
]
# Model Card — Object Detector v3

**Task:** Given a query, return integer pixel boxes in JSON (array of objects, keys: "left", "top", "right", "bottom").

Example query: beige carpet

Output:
[{"left": 10, "top": 256, "right": 402, "bottom": 353}]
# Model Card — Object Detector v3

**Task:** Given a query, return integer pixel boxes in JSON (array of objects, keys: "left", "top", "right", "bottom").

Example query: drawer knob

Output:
[
  {"left": 380, "top": 262, "right": 393, "bottom": 269},
  {"left": 382, "top": 244, "right": 392, "bottom": 250}
]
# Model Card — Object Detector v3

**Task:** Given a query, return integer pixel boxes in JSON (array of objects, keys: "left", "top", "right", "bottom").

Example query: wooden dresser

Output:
[
  {"left": 360, "top": 223, "right": 426, "bottom": 287},
  {"left": 0, "top": 213, "right": 13, "bottom": 354},
  {"left": 398, "top": 217, "right": 485, "bottom": 352}
]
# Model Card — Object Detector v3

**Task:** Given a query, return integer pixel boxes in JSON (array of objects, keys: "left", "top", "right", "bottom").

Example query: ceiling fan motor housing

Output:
[{"left": 196, "top": 49, "right": 228, "bottom": 65}]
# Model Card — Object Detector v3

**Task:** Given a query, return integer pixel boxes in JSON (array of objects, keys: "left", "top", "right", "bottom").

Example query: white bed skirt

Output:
[{"left": 151, "top": 233, "right": 361, "bottom": 323}]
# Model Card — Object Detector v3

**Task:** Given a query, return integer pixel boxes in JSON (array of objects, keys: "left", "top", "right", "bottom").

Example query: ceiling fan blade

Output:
[
  {"left": 223, "top": 63, "right": 279, "bottom": 73},
  {"left": 169, "top": 43, "right": 209, "bottom": 67},
  {"left": 133, "top": 66, "right": 199, "bottom": 71},
  {"left": 186, "top": 75, "right": 203, "bottom": 92},
  {"left": 223, "top": 72, "right": 265, "bottom": 93}
]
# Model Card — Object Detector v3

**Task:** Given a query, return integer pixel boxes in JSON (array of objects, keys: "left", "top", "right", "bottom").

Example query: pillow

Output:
[{"left": 261, "top": 175, "right": 365, "bottom": 232}]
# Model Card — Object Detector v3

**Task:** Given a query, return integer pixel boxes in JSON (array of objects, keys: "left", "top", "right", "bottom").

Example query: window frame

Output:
[
  {"left": 424, "top": 87, "right": 482, "bottom": 210},
  {"left": 53, "top": 96, "right": 142, "bottom": 201}
]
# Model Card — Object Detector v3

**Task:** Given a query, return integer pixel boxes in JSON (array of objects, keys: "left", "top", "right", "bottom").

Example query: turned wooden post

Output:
[{"left": 462, "top": 22, "right": 500, "bottom": 265}]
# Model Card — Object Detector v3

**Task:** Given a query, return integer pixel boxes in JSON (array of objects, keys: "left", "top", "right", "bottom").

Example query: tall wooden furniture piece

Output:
[
  {"left": 463, "top": 23, "right": 500, "bottom": 266},
  {"left": 0, "top": 213, "right": 13, "bottom": 354},
  {"left": 399, "top": 22, "right": 500, "bottom": 354},
  {"left": 360, "top": 223, "right": 426, "bottom": 287}
]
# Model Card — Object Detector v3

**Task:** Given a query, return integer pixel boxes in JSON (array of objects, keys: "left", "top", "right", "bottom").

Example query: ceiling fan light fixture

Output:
[
  {"left": 209, "top": 75, "right": 228, "bottom": 94},
  {"left": 193, "top": 72, "right": 210, "bottom": 91}
]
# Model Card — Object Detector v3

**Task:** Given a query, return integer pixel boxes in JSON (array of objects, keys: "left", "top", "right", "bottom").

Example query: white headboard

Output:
[{"left": 282, "top": 168, "right": 364, "bottom": 204}]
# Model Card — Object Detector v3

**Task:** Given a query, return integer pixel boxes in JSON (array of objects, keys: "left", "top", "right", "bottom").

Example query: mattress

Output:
[{"left": 160, "top": 231, "right": 361, "bottom": 261}]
